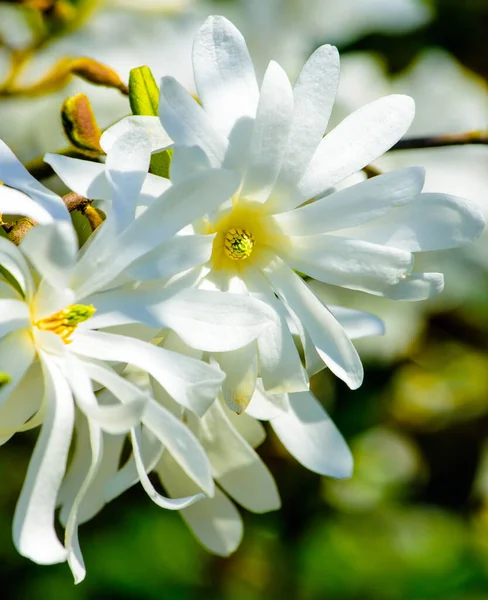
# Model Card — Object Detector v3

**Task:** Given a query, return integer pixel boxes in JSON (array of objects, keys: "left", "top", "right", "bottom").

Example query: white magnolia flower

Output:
[
  {"left": 150, "top": 16, "right": 484, "bottom": 412},
  {"left": 0, "top": 136, "right": 274, "bottom": 580}
]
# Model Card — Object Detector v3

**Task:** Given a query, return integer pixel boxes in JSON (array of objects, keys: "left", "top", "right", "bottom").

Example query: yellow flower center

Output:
[
  {"left": 35, "top": 304, "right": 96, "bottom": 344},
  {"left": 224, "top": 228, "right": 255, "bottom": 261}
]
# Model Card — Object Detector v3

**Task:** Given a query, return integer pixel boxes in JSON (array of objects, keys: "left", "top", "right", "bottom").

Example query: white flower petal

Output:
[
  {"left": 193, "top": 15, "right": 259, "bottom": 138},
  {"left": 271, "top": 391, "right": 353, "bottom": 478},
  {"left": 381, "top": 272, "right": 445, "bottom": 300},
  {"left": 262, "top": 255, "right": 363, "bottom": 389},
  {"left": 298, "top": 95, "right": 415, "bottom": 202},
  {"left": 86, "top": 287, "right": 274, "bottom": 352},
  {"left": 199, "top": 400, "right": 281, "bottom": 513},
  {"left": 328, "top": 306, "right": 385, "bottom": 339},
  {"left": 217, "top": 342, "right": 258, "bottom": 414},
  {"left": 271, "top": 167, "right": 425, "bottom": 235},
  {"left": 240, "top": 60, "right": 294, "bottom": 202},
  {"left": 279, "top": 234, "right": 414, "bottom": 293},
  {"left": 0, "top": 361, "right": 43, "bottom": 446},
  {"left": 131, "top": 425, "right": 205, "bottom": 510},
  {"left": 65, "top": 417, "right": 103, "bottom": 584},
  {"left": 267, "top": 44, "right": 340, "bottom": 211},
  {"left": 157, "top": 452, "right": 243, "bottom": 556},
  {"left": 101, "top": 116, "right": 172, "bottom": 154},
  {"left": 0, "top": 330, "right": 35, "bottom": 409},
  {"left": 0, "top": 185, "right": 55, "bottom": 224},
  {"left": 13, "top": 354, "right": 75, "bottom": 565},
  {"left": 71, "top": 331, "right": 224, "bottom": 417},
  {"left": 170, "top": 145, "right": 212, "bottom": 185},
  {"left": 0, "top": 299, "right": 30, "bottom": 339},
  {"left": 243, "top": 267, "right": 308, "bottom": 393},
  {"left": 128, "top": 234, "right": 215, "bottom": 281},
  {"left": 245, "top": 382, "right": 288, "bottom": 421},
  {"left": 104, "top": 127, "right": 153, "bottom": 230},
  {"left": 20, "top": 221, "right": 77, "bottom": 291},
  {"left": 44, "top": 154, "right": 110, "bottom": 200},
  {"left": 0, "top": 140, "right": 69, "bottom": 223},
  {"left": 0, "top": 236, "right": 34, "bottom": 299},
  {"left": 63, "top": 355, "right": 146, "bottom": 434},
  {"left": 104, "top": 426, "right": 162, "bottom": 504},
  {"left": 344, "top": 193, "right": 485, "bottom": 251},
  {"left": 222, "top": 404, "right": 266, "bottom": 448},
  {"left": 142, "top": 399, "right": 214, "bottom": 496},
  {"left": 159, "top": 76, "right": 227, "bottom": 166}
]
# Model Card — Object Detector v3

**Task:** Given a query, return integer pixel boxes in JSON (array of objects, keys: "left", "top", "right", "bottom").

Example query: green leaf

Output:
[
  {"left": 129, "top": 66, "right": 159, "bottom": 116},
  {"left": 149, "top": 148, "right": 173, "bottom": 179}
]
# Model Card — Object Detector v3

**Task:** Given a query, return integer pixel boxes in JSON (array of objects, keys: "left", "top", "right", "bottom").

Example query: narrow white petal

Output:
[
  {"left": 104, "top": 127, "right": 152, "bottom": 230},
  {"left": 131, "top": 425, "right": 205, "bottom": 510},
  {"left": 386, "top": 272, "right": 445, "bottom": 300},
  {"left": 13, "top": 354, "right": 75, "bottom": 564},
  {"left": 65, "top": 417, "right": 103, "bottom": 584},
  {"left": 170, "top": 145, "right": 211, "bottom": 185},
  {"left": 0, "top": 185, "right": 56, "bottom": 224},
  {"left": 270, "top": 167, "right": 425, "bottom": 235},
  {"left": 0, "top": 236, "right": 34, "bottom": 299},
  {"left": 128, "top": 234, "right": 215, "bottom": 282},
  {"left": 217, "top": 342, "right": 258, "bottom": 414},
  {"left": 157, "top": 452, "right": 243, "bottom": 556},
  {"left": 268, "top": 44, "right": 340, "bottom": 211},
  {"left": 222, "top": 404, "right": 266, "bottom": 448},
  {"left": 142, "top": 399, "right": 214, "bottom": 496},
  {"left": 104, "top": 426, "right": 162, "bottom": 503},
  {"left": 343, "top": 193, "right": 485, "bottom": 251},
  {"left": 0, "top": 361, "right": 43, "bottom": 446},
  {"left": 63, "top": 355, "right": 146, "bottom": 434},
  {"left": 271, "top": 391, "right": 353, "bottom": 478},
  {"left": 262, "top": 255, "right": 363, "bottom": 389},
  {"left": 279, "top": 234, "right": 414, "bottom": 294},
  {"left": 71, "top": 331, "right": 224, "bottom": 416},
  {"left": 159, "top": 76, "right": 227, "bottom": 166},
  {"left": 240, "top": 61, "right": 294, "bottom": 202},
  {"left": 199, "top": 400, "right": 281, "bottom": 513},
  {"left": 0, "top": 299, "right": 30, "bottom": 340},
  {"left": 0, "top": 330, "right": 35, "bottom": 410},
  {"left": 298, "top": 95, "right": 415, "bottom": 202},
  {"left": 245, "top": 382, "right": 289, "bottom": 421},
  {"left": 44, "top": 154, "right": 109, "bottom": 200},
  {"left": 20, "top": 221, "right": 77, "bottom": 291},
  {"left": 193, "top": 15, "right": 259, "bottom": 138},
  {"left": 243, "top": 267, "right": 308, "bottom": 393},
  {"left": 0, "top": 140, "right": 69, "bottom": 223},
  {"left": 101, "top": 116, "right": 172, "bottom": 154},
  {"left": 85, "top": 287, "right": 274, "bottom": 352},
  {"left": 328, "top": 306, "right": 385, "bottom": 339}
]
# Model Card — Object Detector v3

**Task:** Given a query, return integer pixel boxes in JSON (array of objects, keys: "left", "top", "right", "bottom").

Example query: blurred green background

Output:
[{"left": 1, "top": 0, "right": 488, "bottom": 598}]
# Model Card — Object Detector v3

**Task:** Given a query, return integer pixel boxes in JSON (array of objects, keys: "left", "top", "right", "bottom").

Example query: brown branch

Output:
[{"left": 390, "top": 130, "right": 488, "bottom": 151}]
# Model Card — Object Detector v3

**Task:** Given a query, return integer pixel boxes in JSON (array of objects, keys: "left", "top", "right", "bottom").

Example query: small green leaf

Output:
[
  {"left": 129, "top": 66, "right": 159, "bottom": 116},
  {"left": 149, "top": 149, "right": 173, "bottom": 179}
]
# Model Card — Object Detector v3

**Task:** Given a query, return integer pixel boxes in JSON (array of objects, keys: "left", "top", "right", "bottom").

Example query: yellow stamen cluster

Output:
[
  {"left": 35, "top": 304, "right": 96, "bottom": 344},
  {"left": 224, "top": 228, "right": 255, "bottom": 261}
]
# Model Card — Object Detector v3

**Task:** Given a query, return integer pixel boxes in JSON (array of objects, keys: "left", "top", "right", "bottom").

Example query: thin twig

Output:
[{"left": 390, "top": 130, "right": 488, "bottom": 151}]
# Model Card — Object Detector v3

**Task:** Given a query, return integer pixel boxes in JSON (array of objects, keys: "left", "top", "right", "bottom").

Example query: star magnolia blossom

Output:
[
  {"left": 147, "top": 15, "right": 485, "bottom": 413},
  {"left": 0, "top": 136, "right": 274, "bottom": 581}
]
